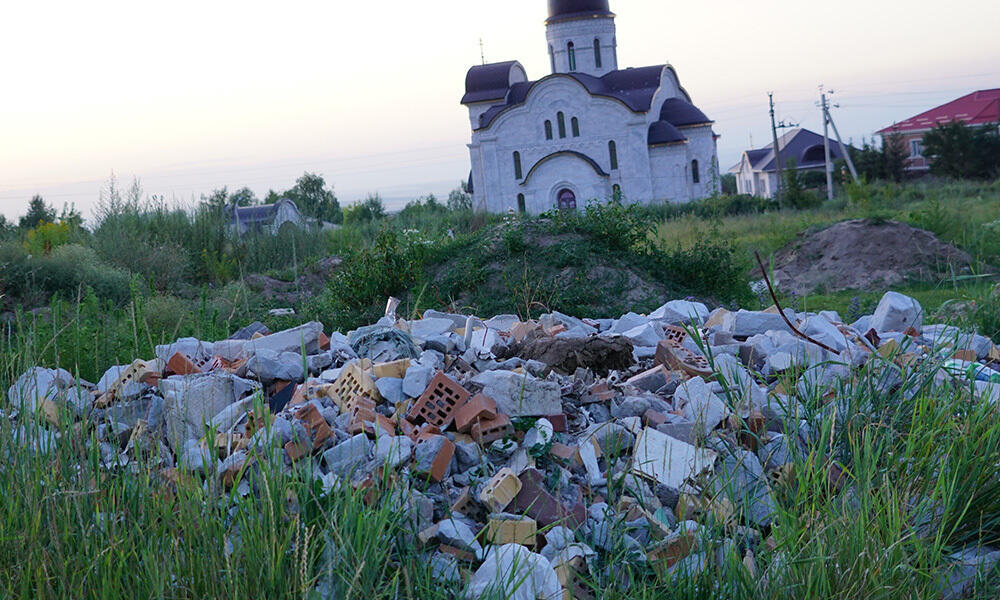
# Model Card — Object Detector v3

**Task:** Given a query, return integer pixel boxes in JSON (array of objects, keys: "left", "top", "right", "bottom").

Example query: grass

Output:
[{"left": 3, "top": 302, "right": 1000, "bottom": 598}]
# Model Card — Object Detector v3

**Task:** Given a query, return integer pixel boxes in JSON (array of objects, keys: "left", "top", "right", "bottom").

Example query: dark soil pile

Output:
[{"left": 772, "top": 219, "right": 971, "bottom": 295}]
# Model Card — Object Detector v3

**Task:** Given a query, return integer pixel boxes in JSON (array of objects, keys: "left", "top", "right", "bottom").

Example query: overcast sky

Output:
[{"left": 2, "top": 0, "right": 998, "bottom": 221}]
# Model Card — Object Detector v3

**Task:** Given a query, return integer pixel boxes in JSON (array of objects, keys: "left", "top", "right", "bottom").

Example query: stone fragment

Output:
[
  {"left": 248, "top": 349, "right": 304, "bottom": 382},
  {"left": 243, "top": 321, "right": 324, "bottom": 355},
  {"left": 465, "top": 544, "right": 561, "bottom": 600},
  {"left": 870, "top": 291, "right": 923, "bottom": 334},
  {"left": 413, "top": 434, "right": 455, "bottom": 483},
  {"left": 632, "top": 427, "right": 717, "bottom": 490},
  {"left": 322, "top": 433, "right": 371, "bottom": 477},
  {"left": 160, "top": 373, "right": 259, "bottom": 451},
  {"left": 471, "top": 370, "right": 562, "bottom": 418},
  {"left": 676, "top": 377, "right": 730, "bottom": 438},
  {"left": 374, "top": 435, "right": 414, "bottom": 470}
]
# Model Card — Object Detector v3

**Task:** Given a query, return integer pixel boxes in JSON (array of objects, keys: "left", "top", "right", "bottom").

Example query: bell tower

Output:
[{"left": 545, "top": 0, "right": 618, "bottom": 76}]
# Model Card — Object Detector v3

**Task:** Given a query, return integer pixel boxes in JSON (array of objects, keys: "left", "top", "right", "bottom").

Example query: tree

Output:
[
  {"left": 447, "top": 182, "right": 473, "bottom": 211},
  {"left": 923, "top": 120, "right": 1000, "bottom": 179},
  {"left": 883, "top": 133, "right": 908, "bottom": 182},
  {"left": 284, "top": 172, "right": 342, "bottom": 224},
  {"left": 19, "top": 195, "right": 57, "bottom": 230},
  {"left": 59, "top": 203, "right": 84, "bottom": 230},
  {"left": 343, "top": 193, "right": 386, "bottom": 225},
  {"left": 200, "top": 187, "right": 230, "bottom": 213},
  {"left": 720, "top": 173, "right": 738, "bottom": 195},
  {"left": 230, "top": 187, "right": 258, "bottom": 207}
]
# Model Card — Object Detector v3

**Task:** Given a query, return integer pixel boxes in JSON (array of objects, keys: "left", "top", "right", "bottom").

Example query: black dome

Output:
[{"left": 547, "top": 0, "right": 613, "bottom": 22}]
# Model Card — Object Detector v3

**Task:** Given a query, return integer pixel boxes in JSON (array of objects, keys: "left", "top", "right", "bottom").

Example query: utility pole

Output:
[
  {"left": 820, "top": 87, "right": 834, "bottom": 202},
  {"left": 769, "top": 92, "right": 784, "bottom": 207},
  {"left": 827, "top": 108, "right": 859, "bottom": 182},
  {"left": 479, "top": 39, "right": 486, "bottom": 65}
]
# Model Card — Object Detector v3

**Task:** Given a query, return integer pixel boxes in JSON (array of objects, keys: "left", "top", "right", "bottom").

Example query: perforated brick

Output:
[
  {"left": 454, "top": 393, "right": 497, "bottom": 433},
  {"left": 470, "top": 413, "right": 513, "bottom": 445},
  {"left": 405, "top": 371, "right": 470, "bottom": 429},
  {"left": 662, "top": 324, "right": 689, "bottom": 347},
  {"left": 655, "top": 340, "right": 711, "bottom": 378},
  {"left": 330, "top": 361, "right": 381, "bottom": 411},
  {"left": 295, "top": 404, "right": 334, "bottom": 447},
  {"left": 372, "top": 358, "right": 410, "bottom": 379}
]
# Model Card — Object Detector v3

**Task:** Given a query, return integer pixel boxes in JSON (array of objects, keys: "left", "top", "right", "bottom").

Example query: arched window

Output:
[
  {"left": 557, "top": 112, "right": 566, "bottom": 138},
  {"left": 549, "top": 45, "right": 555, "bottom": 72},
  {"left": 513, "top": 152, "right": 523, "bottom": 179},
  {"left": 571, "top": 117, "right": 580, "bottom": 137},
  {"left": 567, "top": 42, "right": 576, "bottom": 71},
  {"left": 609, "top": 140, "right": 618, "bottom": 170},
  {"left": 612, "top": 184, "right": 622, "bottom": 200},
  {"left": 692, "top": 159, "right": 700, "bottom": 184},
  {"left": 544, "top": 120, "right": 553, "bottom": 140},
  {"left": 593, "top": 39, "right": 602, "bottom": 69},
  {"left": 517, "top": 194, "right": 526, "bottom": 214}
]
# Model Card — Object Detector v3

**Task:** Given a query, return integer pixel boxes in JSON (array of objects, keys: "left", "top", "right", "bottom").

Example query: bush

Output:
[
  {"left": 24, "top": 221, "right": 72, "bottom": 255},
  {"left": 316, "top": 229, "right": 428, "bottom": 330},
  {"left": 654, "top": 238, "right": 752, "bottom": 304},
  {"left": 546, "top": 199, "right": 653, "bottom": 253},
  {"left": 38, "top": 244, "right": 134, "bottom": 305}
]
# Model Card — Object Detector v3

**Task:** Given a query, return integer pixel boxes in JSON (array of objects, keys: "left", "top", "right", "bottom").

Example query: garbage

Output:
[{"left": 7, "top": 290, "right": 1000, "bottom": 599}]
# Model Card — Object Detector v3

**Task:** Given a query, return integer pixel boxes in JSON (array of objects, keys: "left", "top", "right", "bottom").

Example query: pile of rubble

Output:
[{"left": 7, "top": 291, "right": 1000, "bottom": 599}]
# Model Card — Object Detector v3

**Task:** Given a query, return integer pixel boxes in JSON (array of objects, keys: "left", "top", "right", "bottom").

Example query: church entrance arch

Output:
[{"left": 557, "top": 188, "right": 577, "bottom": 210}]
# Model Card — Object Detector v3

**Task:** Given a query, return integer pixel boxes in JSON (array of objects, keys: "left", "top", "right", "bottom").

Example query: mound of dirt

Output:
[{"left": 772, "top": 219, "right": 971, "bottom": 295}]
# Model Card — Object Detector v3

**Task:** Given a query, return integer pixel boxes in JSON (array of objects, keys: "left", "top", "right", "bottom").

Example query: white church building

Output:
[{"left": 462, "top": 0, "right": 720, "bottom": 214}]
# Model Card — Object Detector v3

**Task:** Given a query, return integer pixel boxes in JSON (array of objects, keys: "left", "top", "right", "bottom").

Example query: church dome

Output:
[{"left": 547, "top": 0, "right": 614, "bottom": 22}]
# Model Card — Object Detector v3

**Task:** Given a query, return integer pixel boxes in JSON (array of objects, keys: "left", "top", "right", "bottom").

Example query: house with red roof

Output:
[{"left": 877, "top": 89, "right": 1000, "bottom": 174}]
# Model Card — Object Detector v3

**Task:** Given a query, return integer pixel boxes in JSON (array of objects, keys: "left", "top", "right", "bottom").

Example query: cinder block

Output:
[
  {"left": 486, "top": 516, "right": 536, "bottom": 546},
  {"left": 454, "top": 393, "right": 498, "bottom": 433},
  {"left": 167, "top": 352, "right": 202, "bottom": 376},
  {"left": 479, "top": 467, "right": 522, "bottom": 512},
  {"left": 470, "top": 413, "right": 513, "bottom": 445},
  {"left": 373, "top": 358, "right": 411, "bottom": 379},
  {"left": 405, "top": 371, "right": 470, "bottom": 429},
  {"left": 451, "top": 487, "right": 472, "bottom": 514}
]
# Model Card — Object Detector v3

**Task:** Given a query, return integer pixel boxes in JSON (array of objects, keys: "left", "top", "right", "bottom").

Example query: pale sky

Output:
[{"left": 2, "top": 0, "right": 998, "bottom": 221}]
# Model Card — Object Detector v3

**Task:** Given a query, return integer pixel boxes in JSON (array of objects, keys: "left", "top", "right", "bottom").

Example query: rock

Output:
[
  {"left": 243, "top": 321, "right": 324, "bottom": 356},
  {"left": 97, "top": 365, "right": 146, "bottom": 401},
  {"left": 720, "top": 310, "right": 791, "bottom": 338},
  {"left": 713, "top": 445, "right": 776, "bottom": 528},
  {"left": 402, "top": 365, "right": 434, "bottom": 398},
  {"left": 323, "top": 433, "right": 371, "bottom": 477},
  {"left": 523, "top": 418, "right": 554, "bottom": 455},
  {"left": 471, "top": 370, "right": 561, "bottom": 418},
  {"left": 408, "top": 318, "right": 456, "bottom": 340},
  {"left": 437, "top": 518, "right": 483, "bottom": 557},
  {"left": 650, "top": 300, "right": 710, "bottom": 324},
  {"left": 582, "top": 422, "right": 635, "bottom": 457},
  {"left": 7, "top": 367, "right": 76, "bottom": 414},
  {"left": 375, "top": 377, "right": 406, "bottom": 405},
  {"left": 155, "top": 338, "right": 213, "bottom": 364},
  {"left": 676, "top": 377, "right": 730, "bottom": 438},
  {"left": 178, "top": 441, "right": 216, "bottom": 474},
  {"left": 935, "top": 546, "right": 1000, "bottom": 600},
  {"left": 622, "top": 323, "right": 661, "bottom": 348},
  {"left": 632, "top": 427, "right": 717, "bottom": 490},
  {"left": 870, "top": 291, "right": 923, "bottom": 334},
  {"left": 101, "top": 396, "right": 164, "bottom": 430},
  {"left": 465, "top": 544, "right": 561, "bottom": 600},
  {"left": 159, "top": 373, "right": 259, "bottom": 451},
  {"left": 374, "top": 435, "right": 414, "bottom": 470},
  {"left": 493, "top": 336, "right": 634, "bottom": 377},
  {"left": 248, "top": 349, "right": 305, "bottom": 382}
]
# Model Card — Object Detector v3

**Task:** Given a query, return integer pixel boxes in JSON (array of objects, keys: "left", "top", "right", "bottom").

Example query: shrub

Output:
[
  {"left": 546, "top": 199, "right": 653, "bottom": 253},
  {"left": 38, "top": 244, "right": 134, "bottom": 305},
  {"left": 654, "top": 238, "right": 752, "bottom": 304},
  {"left": 24, "top": 221, "right": 72, "bottom": 255}
]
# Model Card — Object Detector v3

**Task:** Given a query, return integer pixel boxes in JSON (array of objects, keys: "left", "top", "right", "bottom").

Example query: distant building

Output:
[
  {"left": 877, "top": 89, "right": 1000, "bottom": 174},
  {"left": 228, "top": 198, "right": 304, "bottom": 236},
  {"left": 461, "top": 0, "right": 720, "bottom": 215},
  {"left": 729, "top": 128, "right": 851, "bottom": 198}
]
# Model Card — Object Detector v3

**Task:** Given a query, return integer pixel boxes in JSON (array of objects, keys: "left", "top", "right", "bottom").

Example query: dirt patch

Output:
[
  {"left": 244, "top": 255, "right": 343, "bottom": 305},
  {"left": 772, "top": 219, "right": 971, "bottom": 295},
  {"left": 494, "top": 335, "right": 635, "bottom": 376}
]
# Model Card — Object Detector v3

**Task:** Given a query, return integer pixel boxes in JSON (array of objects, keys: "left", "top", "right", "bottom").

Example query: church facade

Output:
[{"left": 462, "top": 0, "right": 720, "bottom": 214}]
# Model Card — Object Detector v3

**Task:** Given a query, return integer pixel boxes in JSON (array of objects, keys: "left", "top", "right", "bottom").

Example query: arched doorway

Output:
[{"left": 558, "top": 188, "right": 577, "bottom": 210}]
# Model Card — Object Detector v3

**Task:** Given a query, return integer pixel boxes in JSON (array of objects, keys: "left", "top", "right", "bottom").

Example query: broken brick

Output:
[
  {"left": 642, "top": 409, "right": 668, "bottom": 428},
  {"left": 545, "top": 413, "right": 567, "bottom": 433},
  {"left": 167, "top": 352, "right": 202, "bottom": 376},
  {"left": 454, "top": 393, "right": 498, "bottom": 433},
  {"left": 406, "top": 371, "right": 470, "bottom": 429},
  {"left": 654, "top": 341, "right": 711, "bottom": 378},
  {"left": 479, "top": 467, "right": 522, "bottom": 512},
  {"left": 470, "top": 413, "right": 513, "bottom": 445},
  {"left": 318, "top": 331, "right": 331, "bottom": 351},
  {"left": 417, "top": 435, "right": 455, "bottom": 483},
  {"left": 626, "top": 365, "right": 675, "bottom": 392},
  {"left": 295, "top": 403, "right": 334, "bottom": 446},
  {"left": 549, "top": 442, "right": 581, "bottom": 466},
  {"left": 284, "top": 439, "right": 312, "bottom": 461}
]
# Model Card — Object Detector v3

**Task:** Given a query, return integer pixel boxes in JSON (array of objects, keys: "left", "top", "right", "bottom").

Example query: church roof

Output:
[
  {"left": 659, "top": 98, "right": 712, "bottom": 127},
  {"left": 462, "top": 61, "right": 524, "bottom": 104},
  {"left": 547, "top": 0, "right": 614, "bottom": 23},
  {"left": 648, "top": 121, "right": 686, "bottom": 146},
  {"left": 472, "top": 65, "right": 685, "bottom": 129}
]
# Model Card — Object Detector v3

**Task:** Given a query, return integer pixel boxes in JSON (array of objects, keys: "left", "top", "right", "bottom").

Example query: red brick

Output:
[
  {"left": 167, "top": 352, "right": 202, "bottom": 376},
  {"left": 417, "top": 435, "right": 455, "bottom": 483},
  {"left": 405, "top": 371, "right": 470, "bottom": 429},
  {"left": 471, "top": 413, "right": 513, "bottom": 445},
  {"left": 318, "top": 331, "right": 331, "bottom": 351},
  {"left": 545, "top": 413, "right": 568, "bottom": 432},
  {"left": 511, "top": 468, "right": 585, "bottom": 528},
  {"left": 454, "top": 394, "right": 498, "bottom": 433},
  {"left": 284, "top": 439, "right": 312, "bottom": 461},
  {"left": 655, "top": 340, "right": 711, "bottom": 378},
  {"left": 296, "top": 404, "right": 334, "bottom": 446}
]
